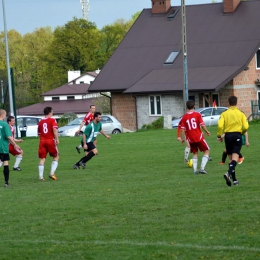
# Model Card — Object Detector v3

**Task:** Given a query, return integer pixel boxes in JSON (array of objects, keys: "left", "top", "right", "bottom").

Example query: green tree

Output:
[{"left": 43, "top": 18, "right": 102, "bottom": 90}]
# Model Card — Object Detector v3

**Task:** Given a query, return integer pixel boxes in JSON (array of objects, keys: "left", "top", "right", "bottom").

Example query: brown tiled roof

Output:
[
  {"left": 89, "top": 1, "right": 260, "bottom": 93},
  {"left": 42, "top": 83, "right": 90, "bottom": 96},
  {"left": 16, "top": 99, "right": 97, "bottom": 116}
]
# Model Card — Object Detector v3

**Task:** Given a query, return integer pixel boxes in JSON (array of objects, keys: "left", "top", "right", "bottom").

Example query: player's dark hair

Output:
[
  {"left": 7, "top": 116, "right": 14, "bottom": 123},
  {"left": 228, "top": 96, "right": 237, "bottom": 106},
  {"left": 186, "top": 100, "right": 195, "bottom": 110},
  {"left": 90, "top": 105, "right": 95, "bottom": 108},
  {"left": 94, "top": 112, "right": 101, "bottom": 118},
  {"left": 43, "top": 107, "right": 53, "bottom": 115}
]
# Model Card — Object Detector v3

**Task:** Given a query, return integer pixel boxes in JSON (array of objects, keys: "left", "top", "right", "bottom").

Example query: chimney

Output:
[
  {"left": 151, "top": 0, "right": 171, "bottom": 14},
  {"left": 223, "top": 0, "right": 240, "bottom": 13}
]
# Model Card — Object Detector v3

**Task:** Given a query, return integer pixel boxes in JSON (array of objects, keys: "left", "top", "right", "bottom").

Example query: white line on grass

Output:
[{"left": 2, "top": 240, "right": 260, "bottom": 252}]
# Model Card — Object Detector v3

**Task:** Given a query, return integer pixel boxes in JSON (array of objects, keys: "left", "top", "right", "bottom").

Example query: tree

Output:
[{"left": 43, "top": 18, "right": 103, "bottom": 90}]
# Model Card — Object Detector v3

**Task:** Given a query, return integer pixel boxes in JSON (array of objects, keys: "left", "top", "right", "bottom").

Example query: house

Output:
[
  {"left": 17, "top": 70, "right": 102, "bottom": 118},
  {"left": 88, "top": 0, "right": 260, "bottom": 131}
]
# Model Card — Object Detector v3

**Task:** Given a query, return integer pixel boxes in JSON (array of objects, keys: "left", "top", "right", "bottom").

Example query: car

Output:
[
  {"left": 58, "top": 115, "right": 123, "bottom": 137},
  {"left": 172, "top": 107, "right": 228, "bottom": 128},
  {"left": 15, "top": 115, "right": 43, "bottom": 137}
]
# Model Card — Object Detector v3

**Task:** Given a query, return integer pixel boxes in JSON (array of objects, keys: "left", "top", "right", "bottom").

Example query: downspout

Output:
[{"left": 132, "top": 94, "right": 138, "bottom": 131}]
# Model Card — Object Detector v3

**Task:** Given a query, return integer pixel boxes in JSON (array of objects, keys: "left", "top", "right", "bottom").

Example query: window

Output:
[
  {"left": 164, "top": 51, "right": 179, "bottom": 65},
  {"left": 213, "top": 107, "right": 227, "bottom": 116},
  {"left": 67, "top": 96, "right": 75, "bottom": 100},
  {"left": 149, "top": 95, "right": 162, "bottom": 116},
  {"left": 256, "top": 49, "right": 260, "bottom": 69},
  {"left": 52, "top": 97, "right": 59, "bottom": 100},
  {"left": 204, "top": 93, "right": 219, "bottom": 107},
  {"left": 167, "top": 9, "right": 179, "bottom": 20},
  {"left": 25, "top": 118, "right": 39, "bottom": 126}
]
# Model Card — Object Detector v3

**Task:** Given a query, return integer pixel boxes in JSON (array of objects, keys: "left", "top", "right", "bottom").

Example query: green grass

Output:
[{"left": 1, "top": 125, "right": 260, "bottom": 259}]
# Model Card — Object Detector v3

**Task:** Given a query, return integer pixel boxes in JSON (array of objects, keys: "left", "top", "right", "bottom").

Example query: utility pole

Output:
[
  {"left": 2, "top": 0, "right": 14, "bottom": 115},
  {"left": 80, "top": 0, "right": 90, "bottom": 20},
  {"left": 181, "top": 0, "right": 188, "bottom": 113}
]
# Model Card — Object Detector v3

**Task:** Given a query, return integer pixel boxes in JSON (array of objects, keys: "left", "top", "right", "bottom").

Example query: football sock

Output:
[
  {"left": 184, "top": 147, "right": 190, "bottom": 161},
  {"left": 14, "top": 155, "right": 23, "bottom": 168},
  {"left": 192, "top": 158, "right": 198, "bottom": 172},
  {"left": 239, "top": 153, "right": 243, "bottom": 159},
  {"left": 222, "top": 151, "right": 227, "bottom": 163},
  {"left": 3, "top": 165, "right": 9, "bottom": 184},
  {"left": 50, "top": 160, "right": 58, "bottom": 175},
  {"left": 82, "top": 151, "right": 95, "bottom": 164},
  {"left": 0, "top": 160, "right": 3, "bottom": 168},
  {"left": 78, "top": 145, "right": 82, "bottom": 149},
  {"left": 228, "top": 160, "right": 237, "bottom": 181},
  {"left": 38, "top": 164, "right": 44, "bottom": 179},
  {"left": 201, "top": 155, "right": 209, "bottom": 170}
]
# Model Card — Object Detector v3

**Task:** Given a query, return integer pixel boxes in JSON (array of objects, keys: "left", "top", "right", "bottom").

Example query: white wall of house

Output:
[
  {"left": 136, "top": 94, "right": 199, "bottom": 129},
  {"left": 68, "top": 71, "right": 81, "bottom": 82}
]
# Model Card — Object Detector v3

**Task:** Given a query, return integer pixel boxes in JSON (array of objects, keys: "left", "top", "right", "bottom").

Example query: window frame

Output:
[
  {"left": 149, "top": 95, "right": 162, "bottom": 116},
  {"left": 256, "top": 49, "right": 260, "bottom": 69}
]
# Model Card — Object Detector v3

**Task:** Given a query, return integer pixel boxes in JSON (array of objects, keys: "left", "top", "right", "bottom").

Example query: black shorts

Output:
[
  {"left": 81, "top": 141, "right": 96, "bottom": 152},
  {"left": 0, "top": 153, "right": 10, "bottom": 162},
  {"left": 225, "top": 132, "right": 242, "bottom": 155}
]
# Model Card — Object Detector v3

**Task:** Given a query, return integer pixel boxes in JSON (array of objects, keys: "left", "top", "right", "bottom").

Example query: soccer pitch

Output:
[{"left": 1, "top": 125, "right": 259, "bottom": 259}]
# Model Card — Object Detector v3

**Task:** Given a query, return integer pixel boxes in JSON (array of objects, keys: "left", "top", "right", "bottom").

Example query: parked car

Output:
[
  {"left": 172, "top": 107, "right": 228, "bottom": 128},
  {"left": 58, "top": 115, "right": 123, "bottom": 137},
  {"left": 16, "top": 115, "right": 42, "bottom": 137}
]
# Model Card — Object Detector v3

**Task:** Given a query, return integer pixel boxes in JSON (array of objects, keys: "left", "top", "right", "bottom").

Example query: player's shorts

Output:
[
  {"left": 190, "top": 139, "right": 210, "bottom": 153},
  {"left": 82, "top": 142, "right": 96, "bottom": 152},
  {"left": 225, "top": 132, "right": 242, "bottom": 155},
  {"left": 0, "top": 153, "right": 10, "bottom": 162},
  {"left": 9, "top": 143, "right": 22, "bottom": 156},
  {"left": 38, "top": 139, "right": 59, "bottom": 158}
]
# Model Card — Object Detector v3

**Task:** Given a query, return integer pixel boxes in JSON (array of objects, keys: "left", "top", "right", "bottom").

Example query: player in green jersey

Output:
[{"left": 73, "top": 112, "right": 111, "bottom": 169}]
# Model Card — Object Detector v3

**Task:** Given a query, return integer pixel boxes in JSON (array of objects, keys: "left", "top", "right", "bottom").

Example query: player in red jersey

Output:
[
  {"left": 177, "top": 100, "right": 211, "bottom": 174},
  {"left": 75, "top": 105, "right": 96, "bottom": 154},
  {"left": 7, "top": 116, "right": 24, "bottom": 171},
  {"left": 37, "top": 107, "right": 59, "bottom": 181}
]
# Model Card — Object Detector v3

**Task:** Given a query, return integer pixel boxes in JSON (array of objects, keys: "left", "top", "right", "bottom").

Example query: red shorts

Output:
[
  {"left": 190, "top": 139, "right": 210, "bottom": 153},
  {"left": 9, "top": 143, "right": 22, "bottom": 156},
  {"left": 38, "top": 139, "right": 59, "bottom": 158}
]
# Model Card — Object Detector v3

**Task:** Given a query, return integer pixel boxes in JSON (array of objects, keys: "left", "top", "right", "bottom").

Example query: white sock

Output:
[
  {"left": 50, "top": 160, "right": 58, "bottom": 176},
  {"left": 192, "top": 158, "right": 198, "bottom": 172},
  {"left": 0, "top": 160, "right": 3, "bottom": 167},
  {"left": 39, "top": 164, "right": 44, "bottom": 179},
  {"left": 184, "top": 147, "right": 190, "bottom": 161},
  {"left": 78, "top": 145, "right": 82, "bottom": 149},
  {"left": 14, "top": 156, "right": 23, "bottom": 168},
  {"left": 200, "top": 155, "right": 209, "bottom": 170}
]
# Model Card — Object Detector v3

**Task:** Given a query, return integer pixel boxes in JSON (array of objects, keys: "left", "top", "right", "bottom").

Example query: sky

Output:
[{"left": 0, "top": 0, "right": 217, "bottom": 35}]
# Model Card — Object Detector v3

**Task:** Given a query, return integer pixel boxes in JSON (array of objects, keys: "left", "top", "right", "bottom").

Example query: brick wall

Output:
[
  {"left": 223, "top": 0, "right": 240, "bottom": 13},
  {"left": 151, "top": 0, "right": 171, "bottom": 14},
  {"left": 219, "top": 56, "right": 260, "bottom": 118},
  {"left": 111, "top": 93, "right": 137, "bottom": 131}
]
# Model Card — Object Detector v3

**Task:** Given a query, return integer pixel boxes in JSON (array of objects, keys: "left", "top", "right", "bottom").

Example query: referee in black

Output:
[{"left": 217, "top": 96, "right": 249, "bottom": 186}]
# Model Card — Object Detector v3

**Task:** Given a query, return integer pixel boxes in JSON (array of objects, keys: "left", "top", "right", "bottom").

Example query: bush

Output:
[
  {"left": 58, "top": 113, "right": 77, "bottom": 127},
  {"left": 140, "top": 116, "right": 164, "bottom": 131}
]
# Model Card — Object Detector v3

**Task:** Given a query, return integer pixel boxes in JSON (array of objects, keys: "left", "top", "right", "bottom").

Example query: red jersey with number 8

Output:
[
  {"left": 38, "top": 118, "right": 58, "bottom": 139},
  {"left": 179, "top": 111, "right": 205, "bottom": 143}
]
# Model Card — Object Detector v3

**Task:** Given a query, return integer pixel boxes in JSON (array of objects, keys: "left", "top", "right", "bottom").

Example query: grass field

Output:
[{"left": 1, "top": 124, "right": 260, "bottom": 260}]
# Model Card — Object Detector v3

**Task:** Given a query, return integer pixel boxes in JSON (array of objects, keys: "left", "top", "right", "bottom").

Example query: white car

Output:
[
  {"left": 58, "top": 115, "right": 123, "bottom": 137},
  {"left": 172, "top": 107, "right": 228, "bottom": 128},
  {"left": 15, "top": 115, "right": 42, "bottom": 137}
]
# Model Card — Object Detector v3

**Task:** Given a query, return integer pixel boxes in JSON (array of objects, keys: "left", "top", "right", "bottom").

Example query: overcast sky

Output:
[{"left": 0, "top": 0, "right": 217, "bottom": 35}]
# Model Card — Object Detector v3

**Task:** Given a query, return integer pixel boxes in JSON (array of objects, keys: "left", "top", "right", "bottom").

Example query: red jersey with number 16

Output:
[
  {"left": 179, "top": 111, "right": 205, "bottom": 143},
  {"left": 38, "top": 117, "right": 58, "bottom": 140}
]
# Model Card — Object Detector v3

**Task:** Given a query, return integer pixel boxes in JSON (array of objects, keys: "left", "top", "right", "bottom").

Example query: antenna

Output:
[{"left": 80, "top": 0, "right": 90, "bottom": 20}]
